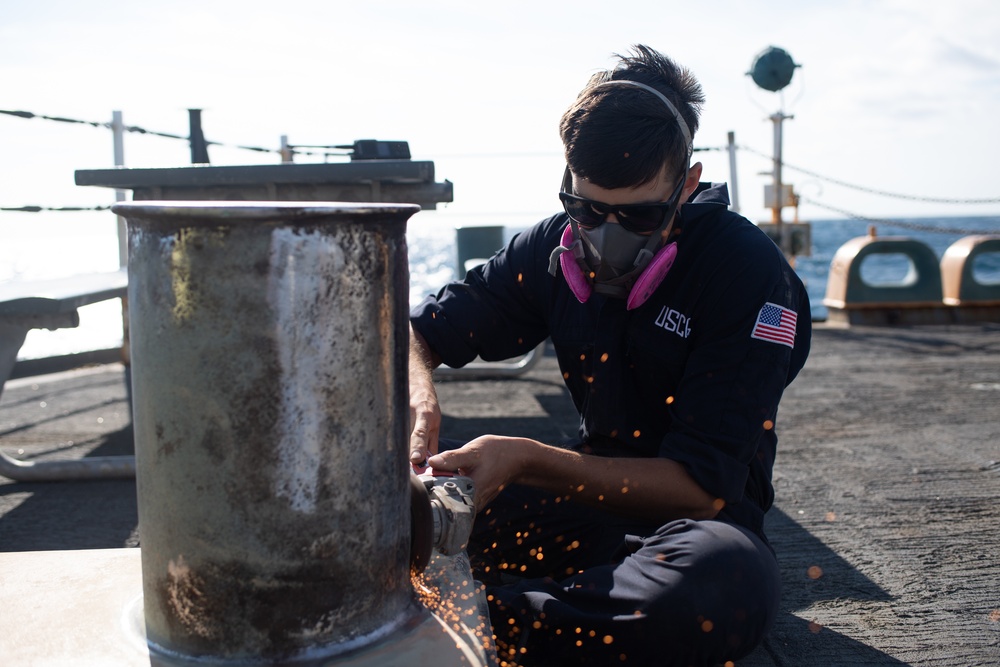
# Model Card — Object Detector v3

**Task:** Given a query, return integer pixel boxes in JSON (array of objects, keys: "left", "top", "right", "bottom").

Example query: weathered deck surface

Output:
[{"left": 1, "top": 323, "right": 998, "bottom": 666}]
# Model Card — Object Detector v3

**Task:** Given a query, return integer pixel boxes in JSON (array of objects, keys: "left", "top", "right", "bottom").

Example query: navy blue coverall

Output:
[{"left": 410, "top": 183, "right": 811, "bottom": 666}]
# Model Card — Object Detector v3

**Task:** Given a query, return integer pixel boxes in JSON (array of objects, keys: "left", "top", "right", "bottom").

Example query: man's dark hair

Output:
[{"left": 560, "top": 45, "right": 705, "bottom": 190}]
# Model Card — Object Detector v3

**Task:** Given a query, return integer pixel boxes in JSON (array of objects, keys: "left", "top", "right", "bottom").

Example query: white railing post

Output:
[{"left": 111, "top": 110, "right": 127, "bottom": 267}]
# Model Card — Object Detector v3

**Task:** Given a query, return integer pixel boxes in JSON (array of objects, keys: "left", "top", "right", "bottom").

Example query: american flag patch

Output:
[{"left": 751, "top": 302, "right": 797, "bottom": 348}]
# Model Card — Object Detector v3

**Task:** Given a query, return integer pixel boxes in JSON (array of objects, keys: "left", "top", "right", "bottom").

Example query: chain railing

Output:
[{"left": 3, "top": 107, "right": 999, "bottom": 225}]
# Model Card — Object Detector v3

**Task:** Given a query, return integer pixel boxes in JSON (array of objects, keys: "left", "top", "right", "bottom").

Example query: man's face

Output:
[{"left": 568, "top": 162, "right": 702, "bottom": 234}]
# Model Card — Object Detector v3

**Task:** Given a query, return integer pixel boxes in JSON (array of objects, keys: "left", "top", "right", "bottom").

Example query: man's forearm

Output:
[
  {"left": 408, "top": 324, "right": 442, "bottom": 463},
  {"left": 514, "top": 438, "right": 721, "bottom": 523},
  {"left": 409, "top": 324, "right": 441, "bottom": 373},
  {"left": 430, "top": 434, "right": 721, "bottom": 524}
]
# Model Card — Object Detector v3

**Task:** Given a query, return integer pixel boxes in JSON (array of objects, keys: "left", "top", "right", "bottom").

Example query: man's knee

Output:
[{"left": 636, "top": 520, "right": 781, "bottom": 661}]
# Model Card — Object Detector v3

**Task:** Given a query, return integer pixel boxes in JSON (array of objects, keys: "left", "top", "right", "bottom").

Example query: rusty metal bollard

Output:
[{"left": 115, "top": 201, "right": 431, "bottom": 663}]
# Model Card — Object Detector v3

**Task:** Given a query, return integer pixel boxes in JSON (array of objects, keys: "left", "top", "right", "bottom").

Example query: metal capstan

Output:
[{"left": 116, "top": 200, "right": 491, "bottom": 665}]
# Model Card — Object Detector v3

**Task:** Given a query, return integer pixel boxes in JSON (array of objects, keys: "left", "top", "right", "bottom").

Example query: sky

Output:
[{"left": 2, "top": 0, "right": 1000, "bottom": 275}]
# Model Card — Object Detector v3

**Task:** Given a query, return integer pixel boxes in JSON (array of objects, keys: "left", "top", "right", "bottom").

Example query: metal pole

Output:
[
  {"left": 111, "top": 111, "right": 127, "bottom": 268},
  {"left": 771, "top": 112, "right": 783, "bottom": 226},
  {"left": 187, "top": 109, "right": 209, "bottom": 164},
  {"left": 117, "top": 201, "right": 441, "bottom": 663},
  {"left": 726, "top": 131, "right": 740, "bottom": 214},
  {"left": 0, "top": 449, "right": 134, "bottom": 482},
  {"left": 280, "top": 134, "right": 293, "bottom": 163}
]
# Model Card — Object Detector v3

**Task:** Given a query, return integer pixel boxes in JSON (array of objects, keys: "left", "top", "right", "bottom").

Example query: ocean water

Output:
[{"left": 4, "top": 213, "right": 999, "bottom": 361}]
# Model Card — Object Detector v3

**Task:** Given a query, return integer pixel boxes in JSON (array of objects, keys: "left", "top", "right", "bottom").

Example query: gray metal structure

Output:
[
  {"left": 76, "top": 161, "right": 453, "bottom": 210},
  {"left": 121, "top": 201, "right": 415, "bottom": 660},
  {"left": 113, "top": 201, "right": 488, "bottom": 664}
]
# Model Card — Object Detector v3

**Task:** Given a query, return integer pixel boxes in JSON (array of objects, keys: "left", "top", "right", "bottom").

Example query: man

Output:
[{"left": 409, "top": 44, "right": 811, "bottom": 666}]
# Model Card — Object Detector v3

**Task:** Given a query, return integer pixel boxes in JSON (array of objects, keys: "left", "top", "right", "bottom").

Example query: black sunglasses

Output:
[{"left": 559, "top": 191, "right": 680, "bottom": 234}]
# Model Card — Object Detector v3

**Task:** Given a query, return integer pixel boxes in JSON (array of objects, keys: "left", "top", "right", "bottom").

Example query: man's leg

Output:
[
  {"left": 466, "top": 482, "right": 660, "bottom": 585},
  {"left": 486, "top": 518, "right": 780, "bottom": 667}
]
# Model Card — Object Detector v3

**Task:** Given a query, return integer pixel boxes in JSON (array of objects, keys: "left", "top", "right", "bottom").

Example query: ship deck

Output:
[{"left": 1, "top": 322, "right": 998, "bottom": 665}]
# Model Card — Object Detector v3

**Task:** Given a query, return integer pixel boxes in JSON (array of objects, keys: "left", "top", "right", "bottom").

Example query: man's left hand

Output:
[{"left": 426, "top": 435, "right": 528, "bottom": 511}]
